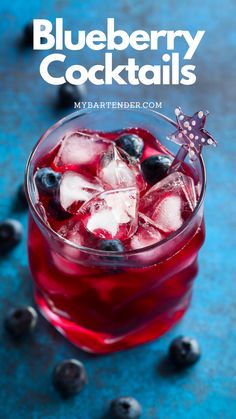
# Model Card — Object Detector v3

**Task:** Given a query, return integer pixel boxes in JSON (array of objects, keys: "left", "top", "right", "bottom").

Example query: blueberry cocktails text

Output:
[{"left": 26, "top": 109, "right": 206, "bottom": 353}]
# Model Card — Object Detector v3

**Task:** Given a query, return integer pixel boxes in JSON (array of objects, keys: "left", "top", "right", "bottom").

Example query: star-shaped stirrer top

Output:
[{"left": 167, "top": 107, "right": 217, "bottom": 165}]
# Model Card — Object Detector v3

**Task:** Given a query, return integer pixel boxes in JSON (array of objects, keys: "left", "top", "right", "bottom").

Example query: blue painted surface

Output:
[{"left": 0, "top": 1, "right": 235, "bottom": 418}]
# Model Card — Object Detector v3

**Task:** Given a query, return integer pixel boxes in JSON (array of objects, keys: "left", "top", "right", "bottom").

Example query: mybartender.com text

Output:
[{"left": 74, "top": 101, "right": 163, "bottom": 109}]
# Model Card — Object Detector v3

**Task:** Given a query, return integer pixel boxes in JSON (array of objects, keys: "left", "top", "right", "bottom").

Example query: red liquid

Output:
[{"left": 28, "top": 128, "right": 205, "bottom": 353}]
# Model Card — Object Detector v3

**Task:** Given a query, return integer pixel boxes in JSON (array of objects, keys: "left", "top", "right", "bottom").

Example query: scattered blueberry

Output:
[
  {"left": 141, "top": 155, "right": 173, "bottom": 185},
  {"left": 99, "top": 239, "right": 124, "bottom": 252},
  {"left": 169, "top": 336, "right": 201, "bottom": 367},
  {"left": 58, "top": 82, "right": 86, "bottom": 107},
  {"left": 22, "top": 22, "right": 33, "bottom": 47},
  {"left": 18, "top": 184, "right": 28, "bottom": 207},
  {"left": 0, "top": 219, "right": 23, "bottom": 251},
  {"left": 4, "top": 306, "right": 38, "bottom": 337},
  {"left": 53, "top": 359, "right": 88, "bottom": 397},
  {"left": 110, "top": 397, "right": 142, "bottom": 419},
  {"left": 35, "top": 168, "right": 61, "bottom": 195},
  {"left": 116, "top": 134, "right": 144, "bottom": 159}
]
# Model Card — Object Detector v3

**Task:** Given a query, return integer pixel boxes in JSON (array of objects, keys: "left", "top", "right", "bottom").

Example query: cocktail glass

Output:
[{"left": 25, "top": 109, "right": 205, "bottom": 353}]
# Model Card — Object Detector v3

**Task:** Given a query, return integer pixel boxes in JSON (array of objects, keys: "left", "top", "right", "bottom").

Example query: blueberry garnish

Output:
[
  {"left": 169, "top": 336, "right": 201, "bottom": 367},
  {"left": 0, "top": 219, "right": 23, "bottom": 251},
  {"left": 53, "top": 359, "right": 88, "bottom": 397},
  {"left": 4, "top": 306, "right": 38, "bottom": 337},
  {"left": 116, "top": 134, "right": 144, "bottom": 159},
  {"left": 35, "top": 168, "right": 61, "bottom": 195},
  {"left": 18, "top": 184, "right": 28, "bottom": 207},
  {"left": 110, "top": 397, "right": 142, "bottom": 419},
  {"left": 141, "top": 155, "right": 173, "bottom": 185},
  {"left": 99, "top": 239, "right": 124, "bottom": 252},
  {"left": 58, "top": 82, "right": 86, "bottom": 107}
]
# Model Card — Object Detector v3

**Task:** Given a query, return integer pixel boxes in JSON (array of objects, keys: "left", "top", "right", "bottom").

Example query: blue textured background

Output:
[{"left": 0, "top": 1, "right": 235, "bottom": 418}]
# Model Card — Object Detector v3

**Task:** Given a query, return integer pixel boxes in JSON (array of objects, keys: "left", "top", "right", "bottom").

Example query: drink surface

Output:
[
  {"left": 28, "top": 127, "right": 205, "bottom": 353},
  {"left": 33, "top": 128, "right": 199, "bottom": 249}
]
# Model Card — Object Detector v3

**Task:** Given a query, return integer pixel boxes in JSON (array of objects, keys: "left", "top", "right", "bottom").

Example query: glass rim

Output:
[{"left": 25, "top": 108, "right": 206, "bottom": 256}]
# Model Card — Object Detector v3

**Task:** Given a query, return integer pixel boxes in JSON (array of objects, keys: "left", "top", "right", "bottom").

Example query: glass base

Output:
[{"left": 35, "top": 289, "right": 191, "bottom": 354}]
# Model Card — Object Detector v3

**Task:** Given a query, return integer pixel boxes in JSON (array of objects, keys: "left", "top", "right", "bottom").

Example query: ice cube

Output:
[
  {"left": 130, "top": 213, "right": 164, "bottom": 250},
  {"left": 151, "top": 195, "right": 183, "bottom": 233},
  {"left": 98, "top": 144, "right": 146, "bottom": 190},
  {"left": 57, "top": 220, "right": 92, "bottom": 262},
  {"left": 58, "top": 217, "right": 99, "bottom": 249},
  {"left": 58, "top": 220, "right": 84, "bottom": 246},
  {"left": 140, "top": 172, "right": 197, "bottom": 233},
  {"left": 79, "top": 187, "right": 139, "bottom": 240},
  {"left": 53, "top": 131, "right": 112, "bottom": 171},
  {"left": 59, "top": 171, "right": 103, "bottom": 213}
]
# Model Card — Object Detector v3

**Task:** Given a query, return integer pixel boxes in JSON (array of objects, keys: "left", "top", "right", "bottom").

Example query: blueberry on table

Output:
[
  {"left": 4, "top": 306, "right": 38, "bottom": 337},
  {"left": 58, "top": 82, "right": 86, "bottom": 107},
  {"left": 53, "top": 359, "right": 88, "bottom": 397},
  {"left": 35, "top": 168, "right": 61, "bottom": 195},
  {"left": 116, "top": 134, "right": 144, "bottom": 159},
  {"left": 141, "top": 155, "right": 173, "bottom": 185},
  {"left": 110, "top": 397, "right": 142, "bottom": 419},
  {"left": 0, "top": 219, "right": 23, "bottom": 251},
  {"left": 99, "top": 239, "right": 124, "bottom": 252},
  {"left": 169, "top": 336, "right": 201, "bottom": 367}
]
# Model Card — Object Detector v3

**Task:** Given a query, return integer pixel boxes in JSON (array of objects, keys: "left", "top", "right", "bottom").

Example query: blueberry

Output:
[
  {"left": 99, "top": 239, "right": 124, "bottom": 252},
  {"left": 116, "top": 134, "right": 144, "bottom": 159},
  {"left": 35, "top": 168, "right": 61, "bottom": 195},
  {"left": 110, "top": 397, "right": 142, "bottom": 419},
  {"left": 141, "top": 155, "right": 173, "bottom": 185},
  {"left": 58, "top": 82, "right": 86, "bottom": 107},
  {"left": 4, "top": 306, "right": 38, "bottom": 337},
  {"left": 18, "top": 184, "right": 28, "bottom": 207},
  {"left": 0, "top": 219, "right": 23, "bottom": 251},
  {"left": 99, "top": 240, "right": 124, "bottom": 271},
  {"left": 53, "top": 359, "right": 88, "bottom": 397},
  {"left": 169, "top": 336, "right": 201, "bottom": 367}
]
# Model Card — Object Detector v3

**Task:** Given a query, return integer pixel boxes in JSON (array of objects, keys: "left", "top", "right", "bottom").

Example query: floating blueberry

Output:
[
  {"left": 53, "top": 359, "right": 88, "bottom": 397},
  {"left": 4, "top": 306, "right": 38, "bottom": 337},
  {"left": 18, "top": 184, "right": 28, "bottom": 207},
  {"left": 58, "top": 82, "right": 86, "bottom": 107},
  {"left": 99, "top": 239, "right": 124, "bottom": 252},
  {"left": 141, "top": 154, "right": 173, "bottom": 185},
  {"left": 0, "top": 219, "right": 23, "bottom": 251},
  {"left": 99, "top": 240, "right": 124, "bottom": 270},
  {"left": 35, "top": 168, "right": 61, "bottom": 195},
  {"left": 116, "top": 134, "right": 144, "bottom": 159},
  {"left": 169, "top": 336, "right": 201, "bottom": 367},
  {"left": 110, "top": 397, "right": 142, "bottom": 419}
]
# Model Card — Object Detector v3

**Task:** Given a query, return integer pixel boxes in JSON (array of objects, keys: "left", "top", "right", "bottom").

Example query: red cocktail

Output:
[{"left": 25, "top": 109, "right": 206, "bottom": 353}]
